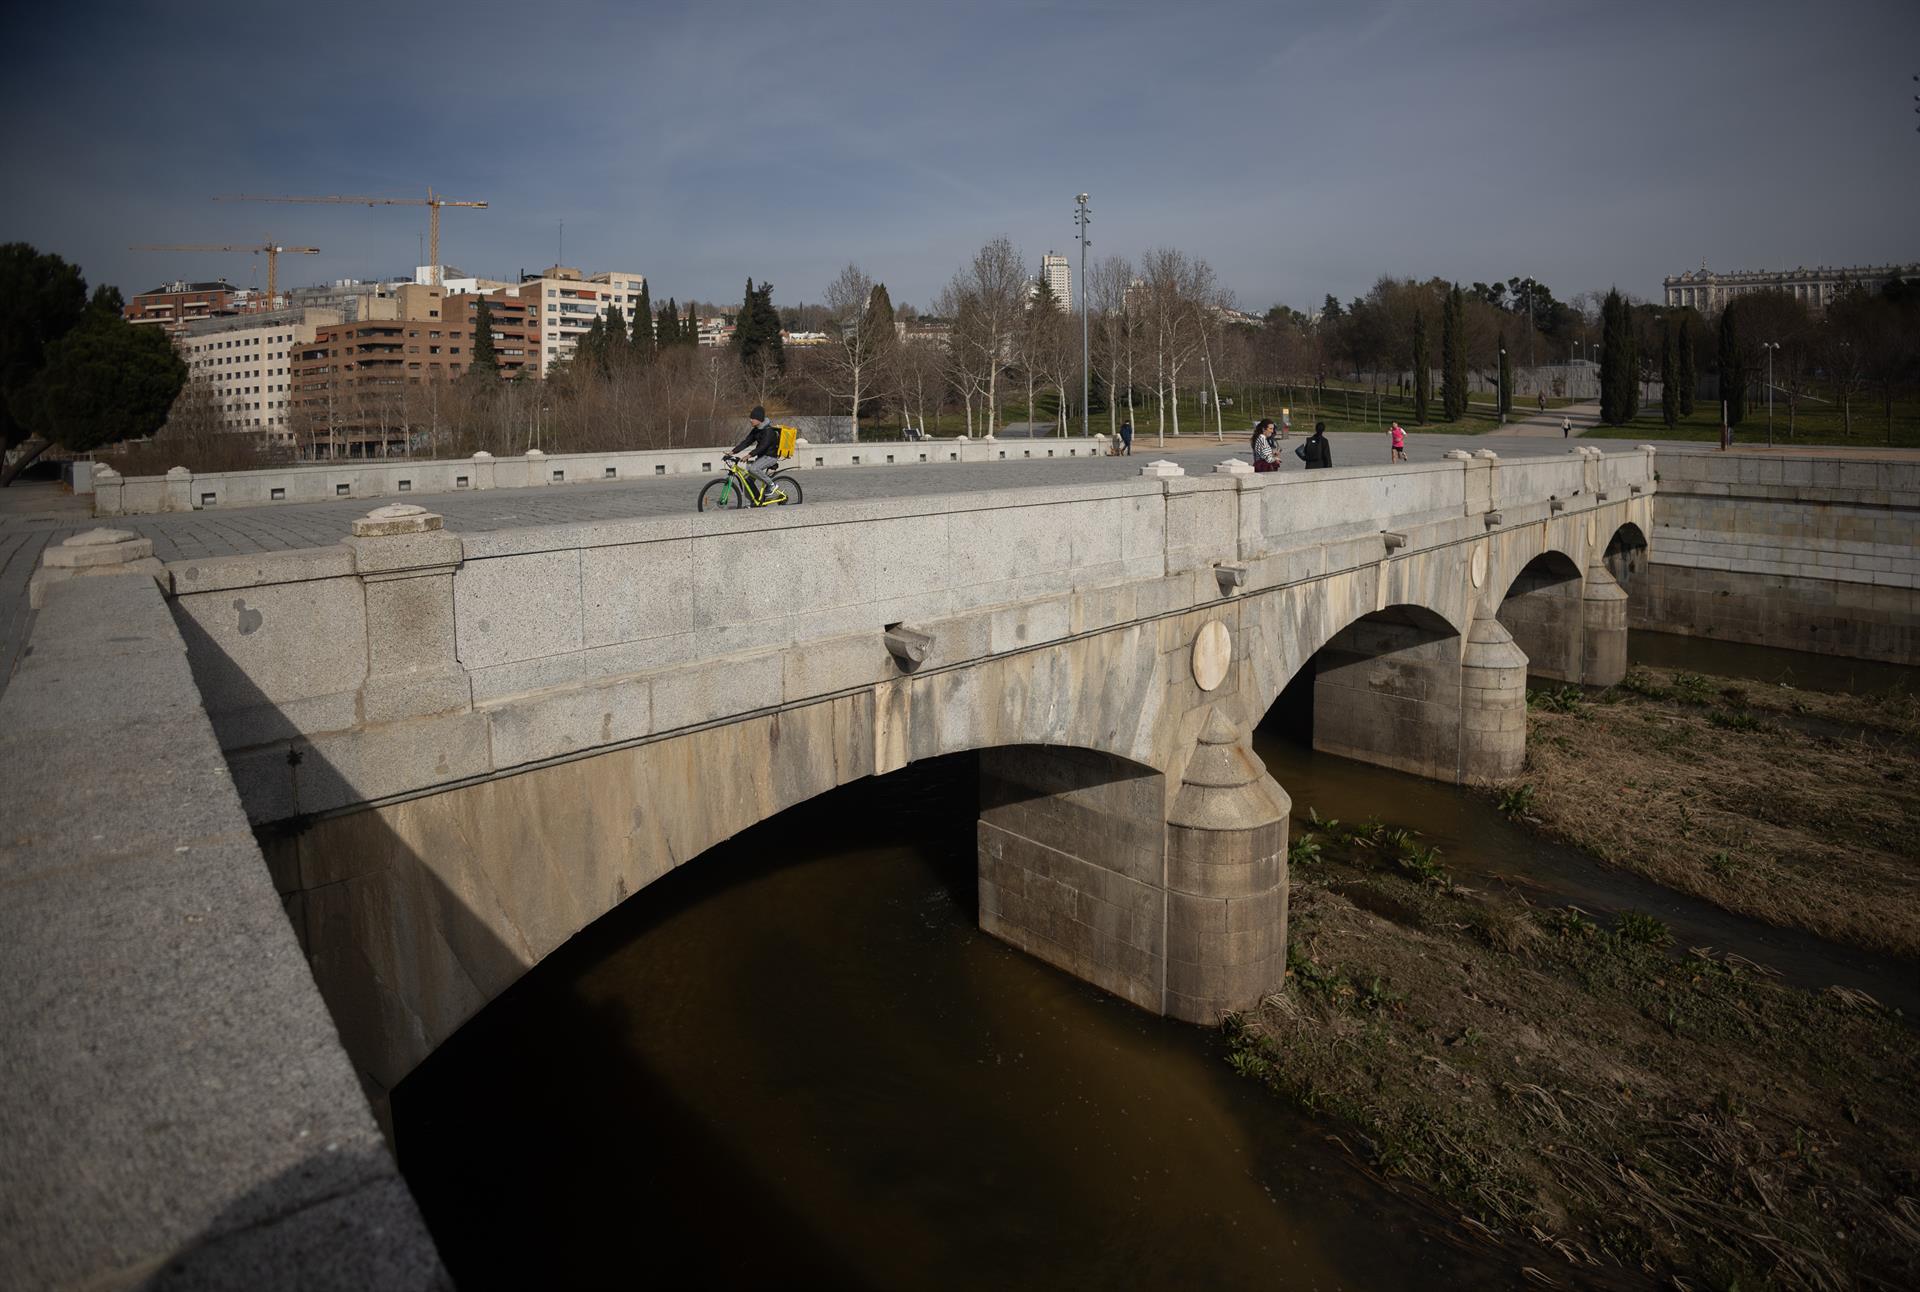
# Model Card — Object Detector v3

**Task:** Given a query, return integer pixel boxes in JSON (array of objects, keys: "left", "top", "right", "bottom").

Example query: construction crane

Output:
[
  {"left": 213, "top": 189, "right": 487, "bottom": 286},
  {"left": 128, "top": 241, "right": 320, "bottom": 307}
]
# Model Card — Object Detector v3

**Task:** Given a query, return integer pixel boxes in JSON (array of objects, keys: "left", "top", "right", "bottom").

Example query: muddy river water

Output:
[{"left": 393, "top": 632, "right": 1914, "bottom": 1288}]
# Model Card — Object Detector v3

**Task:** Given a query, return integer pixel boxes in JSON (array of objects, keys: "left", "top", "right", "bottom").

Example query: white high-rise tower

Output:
[{"left": 1041, "top": 251, "right": 1072, "bottom": 308}]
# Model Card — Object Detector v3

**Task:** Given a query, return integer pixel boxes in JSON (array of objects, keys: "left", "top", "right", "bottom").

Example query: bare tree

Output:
[
  {"left": 814, "top": 263, "right": 892, "bottom": 439},
  {"left": 1088, "top": 255, "right": 1134, "bottom": 438},
  {"left": 942, "top": 236, "right": 1027, "bottom": 437}
]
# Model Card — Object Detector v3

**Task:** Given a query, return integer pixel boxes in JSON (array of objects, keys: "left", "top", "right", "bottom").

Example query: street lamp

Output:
[
  {"left": 1498, "top": 348, "right": 1507, "bottom": 425},
  {"left": 1074, "top": 194, "right": 1091, "bottom": 440},
  {"left": 1761, "top": 341, "right": 1780, "bottom": 447}
]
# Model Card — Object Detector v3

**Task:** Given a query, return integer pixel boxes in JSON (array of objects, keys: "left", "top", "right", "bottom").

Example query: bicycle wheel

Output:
[
  {"left": 768, "top": 473, "right": 803, "bottom": 505},
  {"left": 698, "top": 476, "right": 745, "bottom": 512}
]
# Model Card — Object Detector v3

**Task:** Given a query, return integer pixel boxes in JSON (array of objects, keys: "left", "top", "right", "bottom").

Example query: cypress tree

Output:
[
  {"left": 658, "top": 299, "right": 680, "bottom": 350},
  {"left": 1660, "top": 315, "right": 1679, "bottom": 428},
  {"left": 469, "top": 298, "right": 499, "bottom": 382},
  {"left": 632, "top": 280, "right": 654, "bottom": 363},
  {"left": 1411, "top": 308, "right": 1430, "bottom": 424},
  {"left": 1441, "top": 285, "right": 1467, "bottom": 421},
  {"left": 754, "top": 281, "right": 785, "bottom": 372},
  {"left": 1717, "top": 304, "right": 1745, "bottom": 427},
  {"left": 1497, "top": 330, "right": 1512, "bottom": 417},
  {"left": 1624, "top": 310, "right": 1641, "bottom": 421},
  {"left": 1677, "top": 312, "right": 1696, "bottom": 416},
  {"left": 1599, "top": 289, "right": 1627, "bottom": 425}
]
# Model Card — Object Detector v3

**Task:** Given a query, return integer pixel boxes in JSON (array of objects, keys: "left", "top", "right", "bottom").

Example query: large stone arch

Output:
[
  {"left": 1497, "top": 550, "right": 1586, "bottom": 683},
  {"left": 1604, "top": 521, "right": 1650, "bottom": 591}
]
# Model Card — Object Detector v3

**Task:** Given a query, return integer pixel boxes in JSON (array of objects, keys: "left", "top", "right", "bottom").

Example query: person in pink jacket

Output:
[{"left": 1389, "top": 422, "right": 1407, "bottom": 463}]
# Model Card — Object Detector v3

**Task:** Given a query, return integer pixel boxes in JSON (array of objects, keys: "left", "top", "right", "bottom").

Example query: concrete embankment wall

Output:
[
  {"left": 0, "top": 572, "right": 445, "bottom": 1288},
  {"left": 1641, "top": 452, "right": 1919, "bottom": 664},
  {"left": 92, "top": 434, "right": 1109, "bottom": 516}
]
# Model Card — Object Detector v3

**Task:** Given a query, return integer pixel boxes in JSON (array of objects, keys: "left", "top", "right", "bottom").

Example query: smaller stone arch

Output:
[
  {"left": 1497, "top": 551, "right": 1586, "bottom": 684},
  {"left": 1604, "top": 521, "right": 1650, "bottom": 591}
]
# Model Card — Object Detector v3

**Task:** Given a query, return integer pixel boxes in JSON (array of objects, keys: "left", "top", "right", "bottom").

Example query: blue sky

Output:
[{"left": 3, "top": 0, "right": 1916, "bottom": 314}]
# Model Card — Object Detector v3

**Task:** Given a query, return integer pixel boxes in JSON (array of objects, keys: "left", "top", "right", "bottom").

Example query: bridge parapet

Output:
[{"left": 157, "top": 450, "right": 1657, "bottom": 825}]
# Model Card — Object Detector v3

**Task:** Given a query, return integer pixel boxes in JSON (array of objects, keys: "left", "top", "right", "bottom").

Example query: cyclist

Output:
[{"left": 725, "top": 405, "right": 782, "bottom": 501}]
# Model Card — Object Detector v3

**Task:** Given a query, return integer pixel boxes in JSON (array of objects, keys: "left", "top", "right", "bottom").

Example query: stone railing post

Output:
[
  {"left": 524, "top": 448, "right": 547, "bottom": 486},
  {"left": 470, "top": 450, "right": 496, "bottom": 491},
  {"left": 29, "top": 528, "right": 163, "bottom": 609},
  {"left": 1162, "top": 710, "right": 1290, "bottom": 1023},
  {"left": 346, "top": 505, "right": 470, "bottom": 724},
  {"left": 164, "top": 466, "right": 193, "bottom": 512},
  {"left": 91, "top": 465, "right": 123, "bottom": 516}
]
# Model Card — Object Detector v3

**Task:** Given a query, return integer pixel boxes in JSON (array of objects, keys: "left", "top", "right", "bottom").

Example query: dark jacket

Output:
[
  {"left": 731, "top": 421, "right": 779, "bottom": 458},
  {"left": 1303, "top": 431, "right": 1332, "bottom": 469}
]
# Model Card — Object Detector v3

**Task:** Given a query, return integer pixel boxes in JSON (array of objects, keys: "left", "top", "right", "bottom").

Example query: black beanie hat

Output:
[{"left": 749, "top": 405, "right": 766, "bottom": 421}]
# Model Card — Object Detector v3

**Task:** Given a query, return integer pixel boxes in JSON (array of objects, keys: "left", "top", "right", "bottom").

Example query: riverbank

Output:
[
  {"left": 1230, "top": 814, "right": 1920, "bottom": 1287},
  {"left": 1510, "top": 664, "right": 1920, "bottom": 960}
]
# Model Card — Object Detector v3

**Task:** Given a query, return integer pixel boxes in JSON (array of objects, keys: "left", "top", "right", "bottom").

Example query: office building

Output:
[{"left": 1041, "top": 251, "right": 1072, "bottom": 308}]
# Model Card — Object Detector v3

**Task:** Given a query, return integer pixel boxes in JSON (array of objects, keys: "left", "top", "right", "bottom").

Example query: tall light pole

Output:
[
  {"left": 1074, "top": 194, "right": 1091, "bottom": 440},
  {"left": 1762, "top": 341, "right": 1780, "bottom": 447},
  {"left": 1498, "top": 347, "right": 1507, "bottom": 425}
]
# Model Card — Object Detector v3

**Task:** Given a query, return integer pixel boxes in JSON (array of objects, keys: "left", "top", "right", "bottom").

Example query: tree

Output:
[
  {"left": 1717, "top": 304, "right": 1746, "bottom": 427},
  {"left": 1441, "top": 284, "right": 1467, "bottom": 421},
  {"left": 0, "top": 244, "right": 90, "bottom": 476},
  {"left": 1676, "top": 311, "right": 1697, "bottom": 415},
  {"left": 734, "top": 278, "right": 785, "bottom": 381},
  {"left": 1660, "top": 315, "right": 1679, "bottom": 428},
  {"left": 943, "top": 237, "right": 1027, "bottom": 439},
  {"left": 632, "top": 280, "right": 655, "bottom": 364},
  {"left": 4, "top": 308, "right": 184, "bottom": 481},
  {"left": 468, "top": 298, "right": 499, "bottom": 383},
  {"left": 1411, "top": 308, "right": 1430, "bottom": 424},
  {"left": 1599, "top": 289, "right": 1632, "bottom": 426},
  {"left": 1497, "top": 330, "right": 1512, "bottom": 417},
  {"left": 816, "top": 263, "right": 890, "bottom": 437},
  {"left": 658, "top": 298, "right": 681, "bottom": 355}
]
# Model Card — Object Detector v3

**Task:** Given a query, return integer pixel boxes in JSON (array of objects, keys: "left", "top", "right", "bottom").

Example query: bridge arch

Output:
[{"left": 1604, "top": 521, "right": 1650, "bottom": 591}]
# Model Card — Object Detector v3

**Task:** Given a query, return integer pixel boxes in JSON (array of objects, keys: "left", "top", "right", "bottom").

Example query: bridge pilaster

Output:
[
  {"left": 1581, "top": 561, "right": 1630, "bottom": 687},
  {"left": 1458, "top": 609, "right": 1529, "bottom": 781}
]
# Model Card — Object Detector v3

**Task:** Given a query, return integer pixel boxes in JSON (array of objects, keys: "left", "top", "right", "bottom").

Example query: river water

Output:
[{"left": 393, "top": 633, "right": 1915, "bottom": 1288}]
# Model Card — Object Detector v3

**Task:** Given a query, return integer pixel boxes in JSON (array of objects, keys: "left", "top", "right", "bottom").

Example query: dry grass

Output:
[
  {"left": 1233, "top": 823, "right": 1920, "bottom": 1289},
  {"left": 1511, "top": 667, "right": 1920, "bottom": 959}
]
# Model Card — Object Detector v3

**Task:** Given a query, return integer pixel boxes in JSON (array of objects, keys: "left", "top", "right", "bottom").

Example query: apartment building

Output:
[
  {"left": 178, "top": 308, "right": 342, "bottom": 446},
  {"left": 126, "top": 280, "right": 250, "bottom": 334},
  {"left": 500, "top": 266, "right": 647, "bottom": 371},
  {"left": 444, "top": 292, "right": 540, "bottom": 378},
  {"left": 289, "top": 284, "right": 477, "bottom": 457}
]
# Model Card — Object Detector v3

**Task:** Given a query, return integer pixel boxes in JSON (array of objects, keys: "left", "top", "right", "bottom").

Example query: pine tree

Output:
[
  {"left": 1677, "top": 313, "right": 1696, "bottom": 416},
  {"left": 1411, "top": 308, "right": 1430, "bottom": 425},
  {"left": 1660, "top": 315, "right": 1679, "bottom": 428},
  {"left": 1624, "top": 311, "right": 1641, "bottom": 421},
  {"left": 658, "top": 299, "right": 681, "bottom": 350},
  {"left": 1440, "top": 285, "right": 1466, "bottom": 421},
  {"left": 575, "top": 314, "right": 606, "bottom": 374},
  {"left": 469, "top": 298, "right": 499, "bottom": 382},
  {"left": 1497, "top": 329, "right": 1512, "bottom": 417},
  {"left": 632, "top": 280, "right": 654, "bottom": 363},
  {"left": 1718, "top": 304, "right": 1746, "bottom": 427}
]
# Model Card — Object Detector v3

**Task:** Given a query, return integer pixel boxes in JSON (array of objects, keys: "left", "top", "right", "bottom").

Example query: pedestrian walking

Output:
[
  {"left": 1250, "top": 419, "right": 1279, "bottom": 472},
  {"left": 1389, "top": 422, "right": 1407, "bottom": 463},
  {"left": 1296, "top": 421, "right": 1333, "bottom": 470},
  {"left": 1119, "top": 418, "right": 1134, "bottom": 456},
  {"left": 1537, "top": 391, "right": 1546, "bottom": 413},
  {"left": 1561, "top": 415, "right": 1572, "bottom": 439}
]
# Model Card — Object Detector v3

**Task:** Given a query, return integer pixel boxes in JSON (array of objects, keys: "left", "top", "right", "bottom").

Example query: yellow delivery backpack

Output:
[{"left": 774, "top": 425, "right": 799, "bottom": 459}]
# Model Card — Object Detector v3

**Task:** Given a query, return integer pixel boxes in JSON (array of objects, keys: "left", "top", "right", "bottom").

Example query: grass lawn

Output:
[{"left": 1583, "top": 392, "right": 1920, "bottom": 448}]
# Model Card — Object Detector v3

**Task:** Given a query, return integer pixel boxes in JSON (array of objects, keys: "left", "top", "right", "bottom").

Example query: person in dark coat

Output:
[
  {"left": 1299, "top": 421, "right": 1333, "bottom": 469},
  {"left": 1119, "top": 419, "right": 1134, "bottom": 455}
]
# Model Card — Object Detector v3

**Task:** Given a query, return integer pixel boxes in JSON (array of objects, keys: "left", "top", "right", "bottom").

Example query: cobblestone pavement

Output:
[{"left": 0, "top": 434, "right": 1669, "bottom": 689}]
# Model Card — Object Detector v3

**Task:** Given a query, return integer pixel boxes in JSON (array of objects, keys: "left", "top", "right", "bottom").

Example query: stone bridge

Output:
[{"left": 116, "top": 446, "right": 1657, "bottom": 1114}]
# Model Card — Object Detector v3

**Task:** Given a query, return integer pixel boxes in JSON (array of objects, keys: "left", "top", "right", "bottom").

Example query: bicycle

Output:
[{"left": 697, "top": 454, "right": 803, "bottom": 511}]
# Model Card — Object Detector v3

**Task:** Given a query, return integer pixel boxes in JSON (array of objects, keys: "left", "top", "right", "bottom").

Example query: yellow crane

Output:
[
  {"left": 213, "top": 189, "right": 488, "bottom": 286},
  {"left": 129, "top": 241, "right": 320, "bottom": 307}
]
